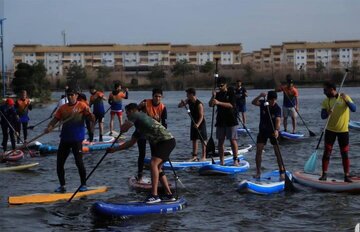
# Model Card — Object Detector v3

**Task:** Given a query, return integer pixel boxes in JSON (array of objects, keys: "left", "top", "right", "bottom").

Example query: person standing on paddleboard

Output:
[
  {"left": 319, "top": 81, "right": 356, "bottom": 183},
  {"left": 234, "top": 80, "right": 248, "bottom": 127},
  {"left": 0, "top": 98, "right": 18, "bottom": 152},
  {"left": 136, "top": 88, "right": 167, "bottom": 182},
  {"left": 15, "top": 90, "right": 32, "bottom": 143},
  {"left": 108, "top": 82, "right": 129, "bottom": 134},
  {"left": 178, "top": 88, "right": 207, "bottom": 161},
  {"left": 45, "top": 87, "right": 95, "bottom": 193},
  {"left": 275, "top": 74, "right": 299, "bottom": 134},
  {"left": 252, "top": 91, "right": 285, "bottom": 180},
  {"left": 89, "top": 86, "right": 107, "bottom": 142},
  {"left": 209, "top": 77, "right": 239, "bottom": 166},
  {"left": 107, "top": 103, "right": 176, "bottom": 204}
]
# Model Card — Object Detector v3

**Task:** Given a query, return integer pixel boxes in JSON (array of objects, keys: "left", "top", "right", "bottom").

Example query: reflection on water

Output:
[{"left": 0, "top": 87, "right": 360, "bottom": 231}]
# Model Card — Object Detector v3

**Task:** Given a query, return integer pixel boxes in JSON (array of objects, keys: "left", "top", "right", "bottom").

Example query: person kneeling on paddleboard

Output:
[{"left": 107, "top": 103, "right": 176, "bottom": 204}]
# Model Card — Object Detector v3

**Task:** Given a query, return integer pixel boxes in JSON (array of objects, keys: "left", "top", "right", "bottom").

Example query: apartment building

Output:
[{"left": 13, "top": 43, "right": 242, "bottom": 76}]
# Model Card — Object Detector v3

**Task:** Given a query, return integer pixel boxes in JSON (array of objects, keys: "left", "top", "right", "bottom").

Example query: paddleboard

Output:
[
  {"left": 92, "top": 197, "right": 187, "bottom": 217},
  {"left": 198, "top": 159, "right": 250, "bottom": 175},
  {"left": 8, "top": 186, "right": 108, "bottom": 205},
  {"left": 238, "top": 170, "right": 293, "bottom": 195},
  {"left": 237, "top": 128, "right": 251, "bottom": 135},
  {"left": 83, "top": 135, "right": 115, "bottom": 144},
  {"left": 3, "top": 150, "right": 25, "bottom": 162},
  {"left": 128, "top": 176, "right": 175, "bottom": 191},
  {"left": 0, "top": 162, "right": 39, "bottom": 172},
  {"left": 293, "top": 171, "right": 360, "bottom": 193},
  {"left": 349, "top": 120, "right": 360, "bottom": 130},
  {"left": 280, "top": 131, "right": 305, "bottom": 140}
]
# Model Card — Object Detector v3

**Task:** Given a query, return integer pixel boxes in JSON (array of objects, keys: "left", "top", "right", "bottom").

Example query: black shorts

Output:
[
  {"left": 257, "top": 131, "right": 277, "bottom": 145},
  {"left": 94, "top": 114, "right": 104, "bottom": 122},
  {"left": 190, "top": 124, "right": 207, "bottom": 141},
  {"left": 150, "top": 138, "right": 176, "bottom": 161}
]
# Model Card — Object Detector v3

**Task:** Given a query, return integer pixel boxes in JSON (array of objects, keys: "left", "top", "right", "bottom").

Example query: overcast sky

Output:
[{"left": 1, "top": 0, "right": 360, "bottom": 68}]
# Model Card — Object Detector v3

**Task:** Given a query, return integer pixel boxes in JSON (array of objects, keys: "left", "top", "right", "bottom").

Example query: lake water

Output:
[{"left": 1, "top": 87, "right": 360, "bottom": 231}]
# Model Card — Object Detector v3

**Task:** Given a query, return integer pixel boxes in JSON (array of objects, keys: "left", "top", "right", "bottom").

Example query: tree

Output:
[
  {"left": 66, "top": 63, "right": 87, "bottom": 89},
  {"left": 199, "top": 61, "right": 214, "bottom": 74},
  {"left": 243, "top": 63, "right": 255, "bottom": 79},
  {"left": 315, "top": 61, "right": 326, "bottom": 74},
  {"left": 171, "top": 59, "right": 194, "bottom": 89},
  {"left": 148, "top": 64, "right": 166, "bottom": 80},
  {"left": 97, "top": 66, "right": 112, "bottom": 80},
  {"left": 31, "top": 61, "right": 51, "bottom": 100}
]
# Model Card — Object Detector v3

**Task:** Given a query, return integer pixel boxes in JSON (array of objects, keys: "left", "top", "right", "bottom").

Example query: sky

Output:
[{"left": 1, "top": 0, "right": 360, "bottom": 69}]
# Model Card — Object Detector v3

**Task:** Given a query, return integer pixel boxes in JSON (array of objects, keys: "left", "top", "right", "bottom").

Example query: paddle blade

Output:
[
  {"left": 206, "top": 138, "right": 216, "bottom": 157},
  {"left": 284, "top": 173, "right": 296, "bottom": 192},
  {"left": 309, "top": 130, "right": 316, "bottom": 137},
  {"left": 304, "top": 151, "right": 319, "bottom": 174}
]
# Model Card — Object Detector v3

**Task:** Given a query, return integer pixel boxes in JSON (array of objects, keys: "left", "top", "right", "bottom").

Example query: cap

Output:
[
  {"left": 185, "top": 88, "right": 196, "bottom": 95},
  {"left": 66, "top": 87, "right": 78, "bottom": 95},
  {"left": 6, "top": 98, "right": 15, "bottom": 106},
  {"left": 267, "top": 91, "right": 277, "bottom": 100}
]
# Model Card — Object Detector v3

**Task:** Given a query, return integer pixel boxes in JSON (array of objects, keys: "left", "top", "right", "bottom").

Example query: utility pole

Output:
[
  {"left": 61, "top": 30, "right": 66, "bottom": 46},
  {"left": 0, "top": 18, "right": 6, "bottom": 98}
]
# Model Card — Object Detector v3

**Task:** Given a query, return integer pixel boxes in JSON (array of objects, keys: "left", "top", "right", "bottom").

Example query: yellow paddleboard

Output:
[
  {"left": 8, "top": 186, "right": 108, "bottom": 205},
  {"left": 0, "top": 163, "right": 39, "bottom": 172}
]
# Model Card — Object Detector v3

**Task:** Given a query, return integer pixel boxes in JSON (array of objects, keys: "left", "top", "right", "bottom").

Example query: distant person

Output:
[
  {"left": 319, "top": 81, "right": 356, "bottom": 183},
  {"left": 234, "top": 80, "right": 248, "bottom": 127},
  {"left": 107, "top": 103, "right": 176, "bottom": 203},
  {"left": 108, "top": 83, "right": 129, "bottom": 134},
  {"left": 136, "top": 88, "right": 167, "bottom": 181},
  {"left": 15, "top": 90, "right": 32, "bottom": 143},
  {"left": 251, "top": 91, "right": 285, "bottom": 180},
  {"left": 45, "top": 87, "right": 95, "bottom": 193},
  {"left": 0, "top": 98, "right": 18, "bottom": 152},
  {"left": 77, "top": 92, "right": 93, "bottom": 142},
  {"left": 209, "top": 77, "right": 239, "bottom": 166},
  {"left": 275, "top": 74, "right": 299, "bottom": 133},
  {"left": 89, "top": 86, "right": 107, "bottom": 142},
  {"left": 178, "top": 88, "right": 207, "bottom": 161},
  {"left": 50, "top": 94, "right": 68, "bottom": 117}
]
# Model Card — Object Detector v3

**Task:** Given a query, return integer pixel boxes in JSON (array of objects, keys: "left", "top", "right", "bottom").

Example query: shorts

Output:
[
  {"left": 94, "top": 114, "right": 104, "bottom": 122},
  {"left": 150, "top": 138, "right": 176, "bottom": 161},
  {"left": 111, "top": 110, "right": 123, "bottom": 117},
  {"left": 256, "top": 131, "right": 277, "bottom": 145},
  {"left": 216, "top": 126, "right": 238, "bottom": 140},
  {"left": 282, "top": 106, "right": 296, "bottom": 118},
  {"left": 236, "top": 104, "right": 247, "bottom": 113},
  {"left": 190, "top": 124, "right": 207, "bottom": 141}
]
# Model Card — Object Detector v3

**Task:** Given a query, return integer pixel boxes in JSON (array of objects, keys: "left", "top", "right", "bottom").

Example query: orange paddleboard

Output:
[{"left": 8, "top": 186, "right": 108, "bottom": 205}]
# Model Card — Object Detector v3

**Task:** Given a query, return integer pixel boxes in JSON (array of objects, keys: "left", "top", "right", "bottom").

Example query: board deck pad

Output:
[{"left": 8, "top": 186, "right": 108, "bottom": 205}]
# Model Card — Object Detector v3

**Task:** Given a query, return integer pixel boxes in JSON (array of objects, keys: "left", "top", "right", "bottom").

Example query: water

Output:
[{"left": 1, "top": 87, "right": 360, "bottom": 231}]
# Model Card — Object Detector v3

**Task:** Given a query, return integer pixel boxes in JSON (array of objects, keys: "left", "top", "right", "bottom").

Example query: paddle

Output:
[
  {"left": 27, "top": 116, "right": 52, "bottom": 130},
  {"left": 68, "top": 132, "right": 123, "bottom": 203},
  {"left": 182, "top": 103, "right": 215, "bottom": 164},
  {"left": 167, "top": 159, "right": 187, "bottom": 196},
  {"left": 264, "top": 101, "right": 296, "bottom": 192},
  {"left": 206, "top": 58, "right": 219, "bottom": 158},
  {"left": 304, "top": 69, "right": 349, "bottom": 173},
  {"left": 236, "top": 114, "right": 256, "bottom": 145},
  {"left": 282, "top": 90, "right": 316, "bottom": 137}
]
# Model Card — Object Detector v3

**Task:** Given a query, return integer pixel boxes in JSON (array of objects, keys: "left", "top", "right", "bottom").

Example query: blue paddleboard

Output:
[
  {"left": 280, "top": 131, "right": 304, "bottom": 140},
  {"left": 237, "top": 128, "right": 251, "bottom": 135},
  {"left": 92, "top": 197, "right": 187, "bottom": 217},
  {"left": 198, "top": 159, "right": 250, "bottom": 175},
  {"left": 237, "top": 170, "right": 293, "bottom": 195},
  {"left": 349, "top": 120, "right": 360, "bottom": 131}
]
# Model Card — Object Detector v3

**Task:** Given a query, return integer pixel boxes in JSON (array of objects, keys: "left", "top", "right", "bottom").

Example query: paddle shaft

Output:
[
  {"left": 265, "top": 102, "right": 295, "bottom": 192},
  {"left": 68, "top": 132, "right": 123, "bottom": 203},
  {"left": 282, "top": 90, "right": 315, "bottom": 136},
  {"left": 183, "top": 103, "right": 215, "bottom": 164},
  {"left": 236, "top": 114, "right": 256, "bottom": 145},
  {"left": 27, "top": 116, "right": 52, "bottom": 129},
  {"left": 207, "top": 58, "right": 219, "bottom": 155}
]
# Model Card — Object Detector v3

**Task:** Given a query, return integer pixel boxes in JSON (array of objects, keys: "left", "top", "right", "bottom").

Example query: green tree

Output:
[
  {"left": 31, "top": 61, "right": 51, "bottom": 100},
  {"left": 97, "top": 66, "right": 112, "bottom": 79},
  {"left": 66, "top": 63, "right": 87, "bottom": 89},
  {"left": 199, "top": 61, "right": 214, "bottom": 74},
  {"left": 315, "top": 61, "right": 326, "bottom": 74},
  {"left": 243, "top": 63, "right": 255, "bottom": 78},
  {"left": 148, "top": 64, "right": 166, "bottom": 80},
  {"left": 171, "top": 59, "right": 194, "bottom": 89}
]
